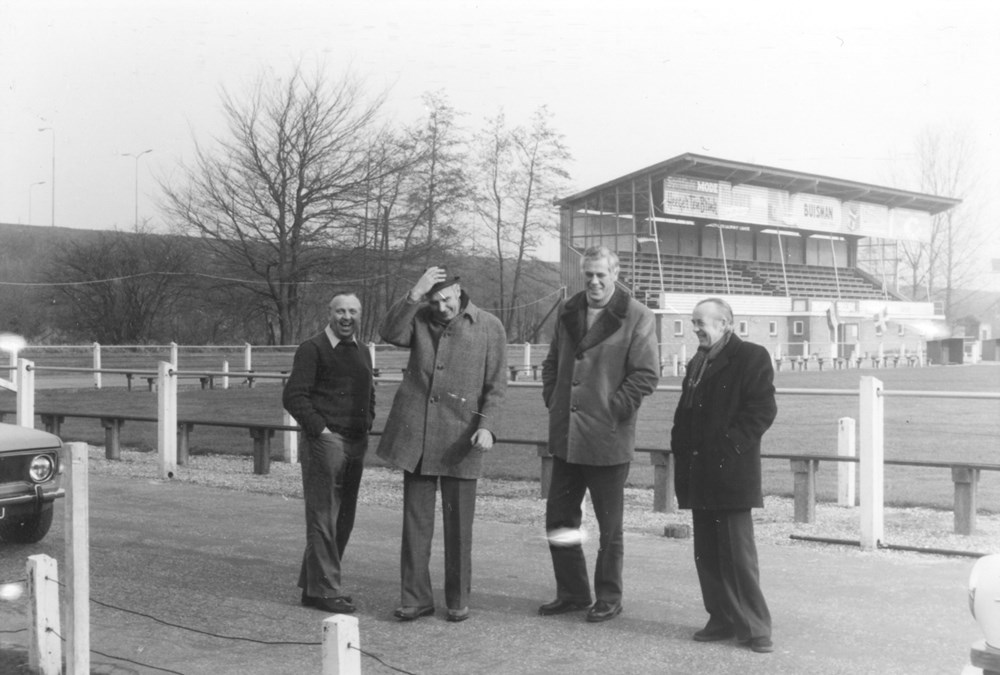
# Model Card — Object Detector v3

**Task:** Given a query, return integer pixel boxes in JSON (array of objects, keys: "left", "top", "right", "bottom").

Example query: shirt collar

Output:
[{"left": 325, "top": 325, "right": 357, "bottom": 350}]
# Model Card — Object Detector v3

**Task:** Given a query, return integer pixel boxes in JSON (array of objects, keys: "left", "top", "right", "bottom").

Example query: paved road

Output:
[{"left": 0, "top": 474, "right": 985, "bottom": 674}]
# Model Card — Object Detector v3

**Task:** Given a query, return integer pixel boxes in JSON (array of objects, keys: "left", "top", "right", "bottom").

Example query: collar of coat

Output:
[
  {"left": 560, "top": 287, "right": 632, "bottom": 355},
  {"left": 698, "top": 332, "right": 745, "bottom": 382}
]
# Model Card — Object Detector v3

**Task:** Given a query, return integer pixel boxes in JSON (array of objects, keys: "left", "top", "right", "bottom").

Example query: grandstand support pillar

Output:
[
  {"left": 157, "top": 361, "right": 177, "bottom": 479},
  {"left": 92, "top": 342, "right": 101, "bottom": 389},
  {"left": 859, "top": 376, "right": 884, "bottom": 550},
  {"left": 838, "top": 417, "right": 856, "bottom": 507}
]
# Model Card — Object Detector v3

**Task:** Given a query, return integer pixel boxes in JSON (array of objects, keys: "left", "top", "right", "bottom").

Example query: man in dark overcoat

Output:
[
  {"left": 538, "top": 245, "right": 660, "bottom": 623},
  {"left": 377, "top": 266, "right": 507, "bottom": 623},
  {"left": 282, "top": 292, "right": 375, "bottom": 615},
  {"left": 671, "top": 297, "right": 778, "bottom": 654}
]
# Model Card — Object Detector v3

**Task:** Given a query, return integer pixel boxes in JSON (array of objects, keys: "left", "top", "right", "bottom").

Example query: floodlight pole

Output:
[{"left": 122, "top": 149, "right": 153, "bottom": 228}]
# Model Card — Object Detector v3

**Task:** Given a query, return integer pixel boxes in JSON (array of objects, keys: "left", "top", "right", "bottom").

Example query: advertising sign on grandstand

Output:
[{"left": 663, "top": 177, "right": 932, "bottom": 243}]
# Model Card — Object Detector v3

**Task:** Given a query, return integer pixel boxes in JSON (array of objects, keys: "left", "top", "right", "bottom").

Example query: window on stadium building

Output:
[
  {"left": 673, "top": 319, "right": 684, "bottom": 336},
  {"left": 768, "top": 321, "right": 778, "bottom": 336},
  {"left": 792, "top": 321, "right": 804, "bottom": 336},
  {"left": 738, "top": 321, "right": 749, "bottom": 336},
  {"left": 898, "top": 324, "right": 905, "bottom": 337}
]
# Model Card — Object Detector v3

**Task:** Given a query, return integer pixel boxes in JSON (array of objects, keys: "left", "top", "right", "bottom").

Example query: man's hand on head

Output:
[{"left": 409, "top": 266, "right": 448, "bottom": 302}]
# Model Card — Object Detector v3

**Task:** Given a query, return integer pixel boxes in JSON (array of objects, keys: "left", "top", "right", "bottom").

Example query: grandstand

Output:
[{"left": 555, "top": 153, "right": 960, "bottom": 363}]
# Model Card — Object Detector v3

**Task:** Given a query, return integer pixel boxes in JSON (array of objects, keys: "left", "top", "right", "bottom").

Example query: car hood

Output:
[{"left": 0, "top": 423, "right": 62, "bottom": 452}]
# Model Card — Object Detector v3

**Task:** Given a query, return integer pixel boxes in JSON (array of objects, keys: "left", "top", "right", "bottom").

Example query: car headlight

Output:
[{"left": 29, "top": 455, "right": 55, "bottom": 483}]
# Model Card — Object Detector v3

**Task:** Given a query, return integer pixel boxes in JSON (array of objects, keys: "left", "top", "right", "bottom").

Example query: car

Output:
[{"left": 0, "top": 422, "right": 64, "bottom": 543}]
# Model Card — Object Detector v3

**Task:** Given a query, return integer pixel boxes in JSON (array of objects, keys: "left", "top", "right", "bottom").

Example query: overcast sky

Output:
[{"left": 2, "top": 1, "right": 998, "bottom": 278}]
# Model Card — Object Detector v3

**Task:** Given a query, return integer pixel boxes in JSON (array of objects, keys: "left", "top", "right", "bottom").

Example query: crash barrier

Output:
[{"left": 6, "top": 361, "right": 1000, "bottom": 549}]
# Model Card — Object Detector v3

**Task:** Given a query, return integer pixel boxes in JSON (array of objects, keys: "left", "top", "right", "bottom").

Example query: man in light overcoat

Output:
[
  {"left": 377, "top": 266, "right": 507, "bottom": 623},
  {"left": 539, "top": 245, "right": 660, "bottom": 623}
]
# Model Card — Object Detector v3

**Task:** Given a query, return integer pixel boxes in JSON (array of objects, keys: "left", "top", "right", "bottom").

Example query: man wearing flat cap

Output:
[{"left": 377, "top": 266, "right": 507, "bottom": 623}]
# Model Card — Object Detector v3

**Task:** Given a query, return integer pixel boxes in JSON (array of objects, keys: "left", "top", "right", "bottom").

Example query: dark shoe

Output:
[
  {"left": 748, "top": 637, "right": 774, "bottom": 653},
  {"left": 693, "top": 625, "right": 736, "bottom": 642},
  {"left": 393, "top": 605, "right": 435, "bottom": 621},
  {"left": 585, "top": 600, "right": 623, "bottom": 623},
  {"left": 311, "top": 596, "right": 356, "bottom": 614},
  {"left": 446, "top": 607, "right": 470, "bottom": 623},
  {"left": 301, "top": 591, "right": 351, "bottom": 607},
  {"left": 538, "top": 598, "right": 592, "bottom": 616}
]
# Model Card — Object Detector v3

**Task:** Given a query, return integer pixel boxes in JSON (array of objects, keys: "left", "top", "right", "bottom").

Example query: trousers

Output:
[
  {"left": 400, "top": 470, "right": 477, "bottom": 610},
  {"left": 545, "top": 457, "right": 630, "bottom": 604},
  {"left": 692, "top": 509, "right": 771, "bottom": 640},
  {"left": 298, "top": 431, "right": 367, "bottom": 598}
]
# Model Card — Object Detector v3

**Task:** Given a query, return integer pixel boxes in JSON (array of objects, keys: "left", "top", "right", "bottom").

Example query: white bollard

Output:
[
  {"left": 92, "top": 342, "right": 102, "bottom": 390},
  {"left": 283, "top": 409, "right": 299, "bottom": 464},
  {"left": 27, "top": 554, "right": 61, "bottom": 675},
  {"left": 859, "top": 377, "right": 884, "bottom": 550},
  {"left": 244, "top": 343, "right": 252, "bottom": 373},
  {"left": 523, "top": 342, "right": 531, "bottom": 371},
  {"left": 16, "top": 358, "right": 35, "bottom": 428},
  {"left": 157, "top": 361, "right": 177, "bottom": 479},
  {"left": 368, "top": 342, "right": 376, "bottom": 373},
  {"left": 322, "top": 614, "right": 361, "bottom": 675},
  {"left": 222, "top": 360, "right": 230, "bottom": 390},
  {"left": 837, "top": 417, "right": 856, "bottom": 507},
  {"left": 170, "top": 342, "right": 179, "bottom": 368},
  {"left": 64, "top": 442, "right": 90, "bottom": 675}
]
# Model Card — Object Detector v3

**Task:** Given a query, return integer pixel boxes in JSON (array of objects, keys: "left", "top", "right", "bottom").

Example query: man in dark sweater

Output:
[{"left": 283, "top": 292, "right": 375, "bottom": 614}]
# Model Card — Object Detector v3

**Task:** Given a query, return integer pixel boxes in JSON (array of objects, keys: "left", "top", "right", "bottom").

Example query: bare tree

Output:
[
  {"left": 898, "top": 126, "right": 987, "bottom": 321},
  {"left": 160, "top": 66, "right": 386, "bottom": 344},
  {"left": 473, "top": 106, "right": 569, "bottom": 336},
  {"left": 47, "top": 230, "right": 195, "bottom": 343}
]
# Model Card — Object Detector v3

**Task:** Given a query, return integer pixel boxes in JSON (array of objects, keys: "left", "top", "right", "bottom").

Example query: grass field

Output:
[{"left": 2, "top": 362, "right": 998, "bottom": 512}]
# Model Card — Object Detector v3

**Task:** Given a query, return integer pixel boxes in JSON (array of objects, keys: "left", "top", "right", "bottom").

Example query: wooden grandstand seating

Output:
[{"left": 620, "top": 253, "right": 892, "bottom": 302}]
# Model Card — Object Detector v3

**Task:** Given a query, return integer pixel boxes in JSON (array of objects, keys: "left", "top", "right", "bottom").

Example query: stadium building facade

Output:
[{"left": 555, "top": 153, "right": 960, "bottom": 368}]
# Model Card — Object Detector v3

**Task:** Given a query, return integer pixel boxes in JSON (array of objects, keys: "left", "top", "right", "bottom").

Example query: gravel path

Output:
[{"left": 87, "top": 445, "right": 1000, "bottom": 559}]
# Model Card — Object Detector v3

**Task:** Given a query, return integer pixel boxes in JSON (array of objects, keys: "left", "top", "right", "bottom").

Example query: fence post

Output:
[
  {"left": 283, "top": 410, "right": 299, "bottom": 463},
  {"left": 952, "top": 467, "right": 980, "bottom": 535},
  {"left": 322, "top": 614, "right": 361, "bottom": 675},
  {"left": 838, "top": 417, "right": 856, "bottom": 507},
  {"left": 92, "top": 342, "right": 101, "bottom": 390},
  {"left": 100, "top": 418, "right": 123, "bottom": 460},
  {"left": 170, "top": 341, "right": 179, "bottom": 368},
  {"left": 650, "top": 451, "right": 676, "bottom": 513},
  {"left": 368, "top": 342, "right": 377, "bottom": 373},
  {"left": 523, "top": 342, "right": 531, "bottom": 373},
  {"left": 537, "top": 444, "right": 552, "bottom": 498},
  {"left": 222, "top": 360, "right": 230, "bottom": 390},
  {"left": 859, "top": 376, "right": 884, "bottom": 550},
  {"left": 157, "top": 361, "right": 177, "bottom": 479},
  {"left": 791, "top": 459, "right": 818, "bottom": 523},
  {"left": 672, "top": 354, "right": 680, "bottom": 377},
  {"left": 64, "top": 442, "right": 90, "bottom": 675},
  {"left": 16, "top": 358, "right": 35, "bottom": 428},
  {"left": 27, "top": 554, "right": 61, "bottom": 675},
  {"left": 244, "top": 343, "right": 252, "bottom": 373}
]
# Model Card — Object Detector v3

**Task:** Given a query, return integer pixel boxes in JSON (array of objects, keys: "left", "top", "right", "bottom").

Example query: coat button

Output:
[
  {"left": 570, "top": 405, "right": 578, "bottom": 412},
  {"left": 436, "top": 364, "right": 444, "bottom": 370},
  {"left": 572, "top": 380, "right": 580, "bottom": 386},
  {"left": 431, "top": 395, "right": 439, "bottom": 403},
  {"left": 575, "top": 354, "right": 583, "bottom": 360}
]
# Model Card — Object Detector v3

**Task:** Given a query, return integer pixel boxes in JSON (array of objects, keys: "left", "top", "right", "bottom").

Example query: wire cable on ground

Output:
[{"left": 47, "top": 626, "right": 186, "bottom": 675}]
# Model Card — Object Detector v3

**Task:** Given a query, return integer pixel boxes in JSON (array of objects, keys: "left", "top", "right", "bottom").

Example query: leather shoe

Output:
[
  {"left": 693, "top": 625, "right": 736, "bottom": 642},
  {"left": 585, "top": 600, "right": 622, "bottom": 623},
  {"left": 393, "top": 605, "right": 435, "bottom": 621},
  {"left": 310, "top": 596, "right": 356, "bottom": 614},
  {"left": 747, "top": 637, "right": 774, "bottom": 653},
  {"left": 301, "top": 591, "right": 352, "bottom": 607},
  {"left": 446, "top": 607, "right": 470, "bottom": 623},
  {"left": 538, "top": 598, "right": 591, "bottom": 616}
]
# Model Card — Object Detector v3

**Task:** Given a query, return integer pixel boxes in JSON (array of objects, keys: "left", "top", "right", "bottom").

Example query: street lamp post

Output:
[
  {"left": 38, "top": 127, "right": 55, "bottom": 227},
  {"left": 122, "top": 149, "right": 153, "bottom": 228},
  {"left": 28, "top": 181, "right": 46, "bottom": 225}
]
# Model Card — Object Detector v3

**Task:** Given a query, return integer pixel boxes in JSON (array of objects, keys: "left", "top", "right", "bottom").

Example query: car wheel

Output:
[{"left": 0, "top": 504, "right": 54, "bottom": 544}]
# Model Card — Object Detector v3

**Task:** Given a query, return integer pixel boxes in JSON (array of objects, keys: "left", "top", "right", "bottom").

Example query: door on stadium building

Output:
[{"left": 842, "top": 323, "right": 859, "bottom": 360}]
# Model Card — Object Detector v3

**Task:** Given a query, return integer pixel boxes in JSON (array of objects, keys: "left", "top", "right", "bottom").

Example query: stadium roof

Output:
[{"left": 556, "top": 153, "right": 962, "bottom": 215}]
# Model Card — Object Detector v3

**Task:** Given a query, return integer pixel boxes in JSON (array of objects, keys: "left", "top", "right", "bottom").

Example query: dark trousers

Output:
[
  {"left": 401, "top": 471, "right": 477, "bottom": 610},
  {"left": 298, "top": 432, "right": 367, "bottom": 598},
  {"left": 545, "top": 457, "right": 630, "bottom": 605},
  {"left": 692, "top": 509, "right": 771, "bottom": 640}
]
